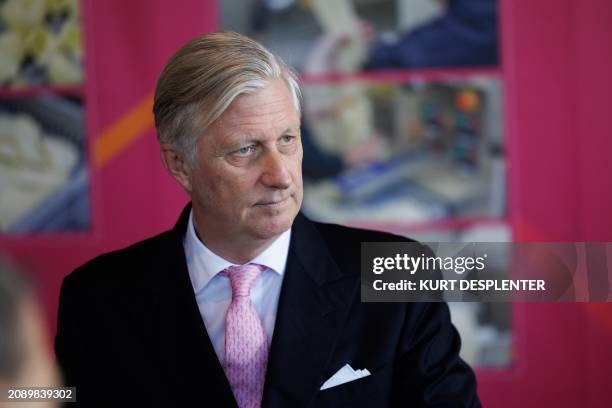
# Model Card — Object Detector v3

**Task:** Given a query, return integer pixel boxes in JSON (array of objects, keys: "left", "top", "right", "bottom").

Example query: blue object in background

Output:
[{"left": 365, "top": 0, "right": 498, "bottom": 69}]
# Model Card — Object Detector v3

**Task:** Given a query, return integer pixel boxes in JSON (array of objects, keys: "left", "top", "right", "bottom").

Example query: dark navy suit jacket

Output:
[{"left": 56, "top": 205, "right": 480, "bottom": 407}]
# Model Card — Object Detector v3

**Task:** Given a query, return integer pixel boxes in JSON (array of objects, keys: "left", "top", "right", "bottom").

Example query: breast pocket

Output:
[{"left": 314, "top": 366, "right": 391, "bottom": 408}]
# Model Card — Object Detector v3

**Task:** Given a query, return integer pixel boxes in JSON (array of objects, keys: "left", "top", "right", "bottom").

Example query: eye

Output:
[
  {"left": 233, "top": 144, "right": 256, "bottom": 157},
  {"left": 280, "top": 135, "right": 294, "bottom": 144}
]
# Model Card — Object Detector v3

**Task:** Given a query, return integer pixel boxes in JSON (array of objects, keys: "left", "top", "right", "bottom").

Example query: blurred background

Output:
[{"left": 0, "top": 0, "right": 611, "bottom": 406}]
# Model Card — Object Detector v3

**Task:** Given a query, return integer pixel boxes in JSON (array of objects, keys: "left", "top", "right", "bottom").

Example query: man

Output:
[{"left": 55, "top": 31, "right": 480, "bottom": 407}]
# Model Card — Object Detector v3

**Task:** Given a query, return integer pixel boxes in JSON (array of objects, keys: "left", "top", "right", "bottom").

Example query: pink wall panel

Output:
[
  {"left": 574, "top": 0, "right": 612, "bottom": 241},
  {"left": 85, "top": 0, "right": 217, "bottom": 243},
  {"left": 505, "top": 0, "right": 581, "bottom": 241},
  {"left": 479, "top": 0, "right": 612, "bottom": 406},
  {"left": 574, "top": 1, "right": 612, "bottom": 406}
]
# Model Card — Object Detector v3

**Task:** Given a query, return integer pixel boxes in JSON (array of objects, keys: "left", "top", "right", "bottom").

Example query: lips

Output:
[{"left": 256, "top": 195, "right": 291, "bottom": 207}]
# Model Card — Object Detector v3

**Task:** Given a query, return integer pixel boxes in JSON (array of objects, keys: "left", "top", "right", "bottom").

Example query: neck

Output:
[{"left": 192, "top": 216, "right": 278, "bottom": 265}]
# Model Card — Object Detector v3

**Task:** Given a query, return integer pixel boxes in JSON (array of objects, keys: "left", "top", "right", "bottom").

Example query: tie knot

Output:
[{"left": 223, "top": 263, "right": 265, "bottom": 299}]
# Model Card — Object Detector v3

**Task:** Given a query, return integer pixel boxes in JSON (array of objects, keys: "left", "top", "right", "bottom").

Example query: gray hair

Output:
[{"left": 153, "top": 31, "right": 301, "bottom": 165}]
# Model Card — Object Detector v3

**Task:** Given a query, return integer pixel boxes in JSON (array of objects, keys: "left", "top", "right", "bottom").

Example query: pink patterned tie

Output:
[{"left": 222, "top": 264, "right": 268, "bottom": 408}]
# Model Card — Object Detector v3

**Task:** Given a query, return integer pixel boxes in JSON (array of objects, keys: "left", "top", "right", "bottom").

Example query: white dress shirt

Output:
[{"left": 183, "top": 210, "right": 290, "bottom": 364}]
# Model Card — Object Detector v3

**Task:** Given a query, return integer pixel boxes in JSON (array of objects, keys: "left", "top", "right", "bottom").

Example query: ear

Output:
[{"left": 160, "top": 144, "right": 193, "bottom": 192}]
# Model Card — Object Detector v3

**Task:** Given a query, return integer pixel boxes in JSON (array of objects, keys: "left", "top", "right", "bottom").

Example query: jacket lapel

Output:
[
  {"left": 262, "top": 213, "right": 359, "bottom": 407},
  {"left": 144, "top": 205, "right": 238, "bottom": 406}
]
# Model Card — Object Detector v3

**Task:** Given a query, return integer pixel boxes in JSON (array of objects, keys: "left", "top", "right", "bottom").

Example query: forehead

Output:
[{"left": 209, "top": 79, "right": 300, "bottom": 138}]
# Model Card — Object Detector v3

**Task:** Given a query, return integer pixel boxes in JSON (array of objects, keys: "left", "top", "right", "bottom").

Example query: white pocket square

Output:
[{"left": 320, "top": 364, "right": 371, "bottom": 390}]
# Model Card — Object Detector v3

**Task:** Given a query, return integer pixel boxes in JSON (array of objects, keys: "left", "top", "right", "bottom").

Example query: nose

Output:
[{"left": 260, "top": 150, "right": 292, "bottom": 190}]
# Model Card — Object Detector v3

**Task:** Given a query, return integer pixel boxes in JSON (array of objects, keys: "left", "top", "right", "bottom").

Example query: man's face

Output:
[{"left": 188, "top": 78, "right": 303, "bottom": 243}]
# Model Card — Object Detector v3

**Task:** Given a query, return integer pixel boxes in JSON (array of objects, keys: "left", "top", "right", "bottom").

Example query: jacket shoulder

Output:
[
  {"left": 306, "top": 220, "right": 430, "bottom": 276},
  {"left": 312, "top": 220, "right": 416, "bottom": 245},
  {"left": 66, "top": 230, "right": 175, "bottom": 290}
]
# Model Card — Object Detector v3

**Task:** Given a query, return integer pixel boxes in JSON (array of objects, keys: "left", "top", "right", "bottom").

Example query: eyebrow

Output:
[
  {"left": 280, "top": 126, "right": 301, "bottom": 136},
  {"left": 226, "top": 126, "right": 301, "bottom": 147}
]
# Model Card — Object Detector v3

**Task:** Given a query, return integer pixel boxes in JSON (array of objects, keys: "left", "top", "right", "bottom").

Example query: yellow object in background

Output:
[{"left": 0, "top": 0, "right": 82, "bottom": 87}]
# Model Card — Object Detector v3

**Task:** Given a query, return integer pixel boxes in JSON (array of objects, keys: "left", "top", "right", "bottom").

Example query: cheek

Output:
[
  {"left": 214, "top": 174, "right": 254, "bottom": 204},
  {"left": 289, "top": 150, "right": 303, "bottom": 176},
  {"left": 191, "top": 171, "right": 226, "bottom": 206},
  {"left": 292, "top": 158, "right": 303, "bottom": 186}
]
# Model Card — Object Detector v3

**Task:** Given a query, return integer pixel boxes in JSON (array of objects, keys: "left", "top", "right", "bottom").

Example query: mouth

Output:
[{"left": 255, "top": 195, "right": 291, "bottom": 208}]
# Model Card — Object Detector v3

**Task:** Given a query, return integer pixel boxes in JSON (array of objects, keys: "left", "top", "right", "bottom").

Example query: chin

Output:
[{"left": 251, "top": 211, "right": 296, "bottom": 239}]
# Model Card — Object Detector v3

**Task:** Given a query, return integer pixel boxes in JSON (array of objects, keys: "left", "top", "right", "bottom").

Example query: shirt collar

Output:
[{"left": 183, "top": 210, "right": 291, "bottom": 293}]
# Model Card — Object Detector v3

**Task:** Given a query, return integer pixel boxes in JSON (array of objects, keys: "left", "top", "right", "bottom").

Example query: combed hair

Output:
[{"left": 153, "top": 31, "right": 301, "bottom": 165}]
